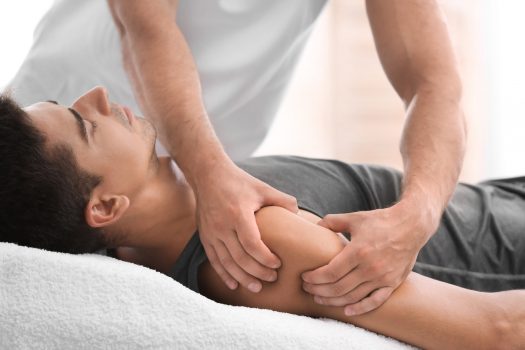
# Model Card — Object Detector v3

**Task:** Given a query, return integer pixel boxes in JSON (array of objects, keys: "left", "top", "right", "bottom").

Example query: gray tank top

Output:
[{"left": 169, "top": 155, "right": 403, "bottom": 292}]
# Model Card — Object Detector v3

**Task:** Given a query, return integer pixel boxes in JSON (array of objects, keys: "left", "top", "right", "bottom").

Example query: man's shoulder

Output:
[
  {"left": 255, "top": 206, "right": 344, "bottom": 261},
  {"left": 199, "top": 205, "right": 345, "bottom": 315}
]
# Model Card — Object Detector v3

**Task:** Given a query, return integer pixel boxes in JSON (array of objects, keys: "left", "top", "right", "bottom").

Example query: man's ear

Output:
[{"left": 85, "top": 194, "right": 130, "bottom": 228}]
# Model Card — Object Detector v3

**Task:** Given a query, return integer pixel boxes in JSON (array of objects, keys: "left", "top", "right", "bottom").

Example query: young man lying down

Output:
[{"left": 0, "top": 87, "right": 524, "bottom": 349}]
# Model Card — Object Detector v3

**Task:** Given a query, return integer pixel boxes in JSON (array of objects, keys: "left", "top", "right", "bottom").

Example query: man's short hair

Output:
[{"left": 0, "top": 93, "right": 107, "bottom": 254}]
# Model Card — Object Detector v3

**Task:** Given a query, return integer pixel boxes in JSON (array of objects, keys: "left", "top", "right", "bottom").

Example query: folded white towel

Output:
[{"left": 0, "top": 242, "right": 413, "bottom": 349}]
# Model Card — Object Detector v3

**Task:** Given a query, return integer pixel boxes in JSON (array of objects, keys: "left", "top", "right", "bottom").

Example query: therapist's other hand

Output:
[
  {"left": 196, "top": 162, "right": 298, "bottom": 293},
  {"left": 302, "top": 202, "right": 436, "bottom": 316}
]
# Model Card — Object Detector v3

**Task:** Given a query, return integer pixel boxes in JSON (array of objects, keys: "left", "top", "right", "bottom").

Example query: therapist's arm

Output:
[
  {"left": 302, "top": 0, "right": 466, "bottom": 315},
  {"left": 107, "top": 0, "right": 298, "bottom": 292}
]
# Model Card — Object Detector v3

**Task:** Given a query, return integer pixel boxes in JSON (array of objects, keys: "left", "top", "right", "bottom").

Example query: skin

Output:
[
  {"left": 24, "top": 89, "right": 524, "bottom": 349},
  {"left": 105, "top": 0, "right": 466, "bottom": 314}
]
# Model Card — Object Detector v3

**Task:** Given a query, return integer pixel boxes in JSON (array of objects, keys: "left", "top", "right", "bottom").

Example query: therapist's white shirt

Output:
[{"left": 8, "top": 0, "right": 327, "bottom": 160}]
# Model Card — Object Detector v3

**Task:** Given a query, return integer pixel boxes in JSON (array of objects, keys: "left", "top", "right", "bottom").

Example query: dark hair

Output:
[{"left": 0, "top": 93, "right": 107, "bottom": 254}]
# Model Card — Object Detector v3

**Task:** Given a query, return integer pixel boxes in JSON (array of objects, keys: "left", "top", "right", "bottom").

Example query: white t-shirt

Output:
[{"left": 8, "top": 0, "right": 327, "bottom": 160}]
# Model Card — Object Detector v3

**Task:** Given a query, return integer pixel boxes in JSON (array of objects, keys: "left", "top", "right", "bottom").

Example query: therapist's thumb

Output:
[
  {"left": 262, "top": 186, "right": 299, "bottom": 213},
  {"left": 318, "top": 213, "right": 354, "bottom": 233}
]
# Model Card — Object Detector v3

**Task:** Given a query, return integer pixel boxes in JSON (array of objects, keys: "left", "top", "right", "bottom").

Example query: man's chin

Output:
[
  {"left": 134, "top": 116, "right": 159, "bottom": 167},
  {"left": 136, "top": 116, "right": 157, "bottom": 142}
]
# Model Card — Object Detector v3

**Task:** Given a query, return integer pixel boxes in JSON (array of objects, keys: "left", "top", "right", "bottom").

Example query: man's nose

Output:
[{"left": 73, "top": 86, "right": 111, "bottom": 115}]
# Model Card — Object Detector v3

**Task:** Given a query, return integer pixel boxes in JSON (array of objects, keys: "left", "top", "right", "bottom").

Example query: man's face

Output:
[{"left": 25, "top": 86, "right": 158, "bottom": 198}]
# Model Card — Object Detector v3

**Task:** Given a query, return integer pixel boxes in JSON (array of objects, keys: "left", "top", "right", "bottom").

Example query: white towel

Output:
[{"left": 0, "top": 242, "right": 414, "bottom": 349}]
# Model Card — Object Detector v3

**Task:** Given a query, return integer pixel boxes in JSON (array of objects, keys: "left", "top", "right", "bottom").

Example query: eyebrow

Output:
[{"left": 45, "top": 100, "right": 89, "bottom": 145}]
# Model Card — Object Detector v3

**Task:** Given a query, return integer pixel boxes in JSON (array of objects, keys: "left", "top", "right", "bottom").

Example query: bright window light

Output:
[
  {"left": 0, "top": 1, "right": 53, "bottom": 89},
  {"left": 486, "top": 1, "right": 525, "bottom": 177}
]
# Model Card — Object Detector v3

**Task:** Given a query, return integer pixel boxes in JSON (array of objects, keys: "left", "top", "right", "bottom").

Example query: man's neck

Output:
[{"left": 109, "top": 157, "right": 197, "bottom": 273}]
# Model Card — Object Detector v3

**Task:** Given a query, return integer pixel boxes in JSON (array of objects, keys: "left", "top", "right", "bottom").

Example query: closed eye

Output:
[{"left": 46, "top": 100, "right": 96, "bottom": 141}]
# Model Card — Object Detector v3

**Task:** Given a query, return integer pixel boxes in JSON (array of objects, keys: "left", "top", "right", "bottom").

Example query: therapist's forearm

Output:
[
  {"left": 306, "top": 0, "right": 469, "bottom": 315},
  {"left": 399, "top": 84, "right": 466, "bottom": 235},
  {"left": 365, "top": 0, "right": 467, "bottom": 238},
  {"left": 115, "top": 7, "right": 231, "bottom": 184}
]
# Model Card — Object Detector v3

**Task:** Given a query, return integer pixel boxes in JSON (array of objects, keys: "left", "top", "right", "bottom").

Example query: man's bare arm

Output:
[
  {"left": 107, "top": 0, "right": 298, "bottom": 292},
  {"left": 303, "top": 0, "right": 466, "bottom": 315},
  {"left": 199, "top": 207, "right": 520, "bottom": 349}
]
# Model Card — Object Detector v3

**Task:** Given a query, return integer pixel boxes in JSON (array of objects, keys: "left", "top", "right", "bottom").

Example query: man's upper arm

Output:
[
  {"left": 198, "top": 206, "right": 346, "bottom": 318},
  {"left": 365, "top": 0, "right": 461, "bottom": 103}
]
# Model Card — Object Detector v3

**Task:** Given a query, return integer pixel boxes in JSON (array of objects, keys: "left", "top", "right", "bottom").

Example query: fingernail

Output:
[
  {"left": 227, "top": 281, "right": 237, "bottom": 290},
  {"left": 269, "top": 273, "right": 277, "bottom": 282},
  {"left": 272, "top": 261, "right": 281, "bottom": 269},
  {"left": 314, "top": 296, "right": 323, "bottom": 305},
  {"left": 248, "top": 282, "right": 262, "bottom": 293},
  {"left": 301, "top": 274, "right": 309, "bottom": 282},
  {"left": 344, "top": 307, "right": 355, "bottom": 316}
]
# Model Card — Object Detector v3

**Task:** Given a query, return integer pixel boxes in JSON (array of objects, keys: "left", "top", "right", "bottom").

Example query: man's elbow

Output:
[{"left": 419, "top": 71, "right": 462, "bottom": 104}]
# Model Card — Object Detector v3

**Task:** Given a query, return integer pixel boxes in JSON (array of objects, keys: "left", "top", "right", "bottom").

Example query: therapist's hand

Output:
[
  {"left": 302, "top": 201, "right": 438, "bottom": 316},
  {"left": 195, "top": 162, "right": 298, "bottom": 293}
]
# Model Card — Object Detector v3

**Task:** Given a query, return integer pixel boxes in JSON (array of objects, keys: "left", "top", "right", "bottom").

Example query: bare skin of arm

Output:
[
  {"left": 367, "top": 0, "right": 466, "bottom": 215},
  {"left": 199, "top": 207, "right": 524, "bottom": 349},
  {"left": 303, "top": 0, "right": 467, "bottom": 315},
  {"left": 107, "top": 0, "right": 298, "bottom": 292}
]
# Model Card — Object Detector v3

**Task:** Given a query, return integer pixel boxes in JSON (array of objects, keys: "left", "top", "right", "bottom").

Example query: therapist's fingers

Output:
[
  {"left": 317, "top": 213, "right": 357, "bottom": 233},
  {"left": 203, "top": 242, "right": 238, "bottom": 290},
  {"left": 344, "top": 287, "right": 394, "bottom": 316},
  {"left": 261, "top": 185, "right": 299, "bottom": 214},
  {"left": 302, "top": 264, "right": 366, "bottom": 298},
  {"left": 310, "top": 281, "right": 377, "bottom": 307},
  {"left": 223, "top": 233, "right": 278, "bottom": 283},
  {"left": 215, "top": 239, "right": 263, "bottom": 293},
  {"left": 302, "top": 243, "right": 359, "bottom": 284},
  {"left": 236, "top": 211, "right": 281, "bottom": 269}
]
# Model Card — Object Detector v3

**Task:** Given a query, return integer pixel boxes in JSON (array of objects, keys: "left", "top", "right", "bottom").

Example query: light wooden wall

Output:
[{"left": 256, "top": 0, "right": 488, "bottom": 182}]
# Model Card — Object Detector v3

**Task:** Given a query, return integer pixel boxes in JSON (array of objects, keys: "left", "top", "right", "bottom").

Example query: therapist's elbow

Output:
[
  {"left": 107, "top": 0, "right": 178, "bottom": 40},
  {"left": 410, "top": 71, "right": 463, "bottom": 107}
]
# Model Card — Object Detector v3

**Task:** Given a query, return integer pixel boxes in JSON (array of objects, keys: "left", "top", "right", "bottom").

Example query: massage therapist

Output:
[{"left": 8, "top": 0, "right": 465, "bottom": 316}]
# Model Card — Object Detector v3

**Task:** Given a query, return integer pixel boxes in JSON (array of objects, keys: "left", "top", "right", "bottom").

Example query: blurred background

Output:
[{"left": 1, "top": 0, "right": 524, "bottom": 182}]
